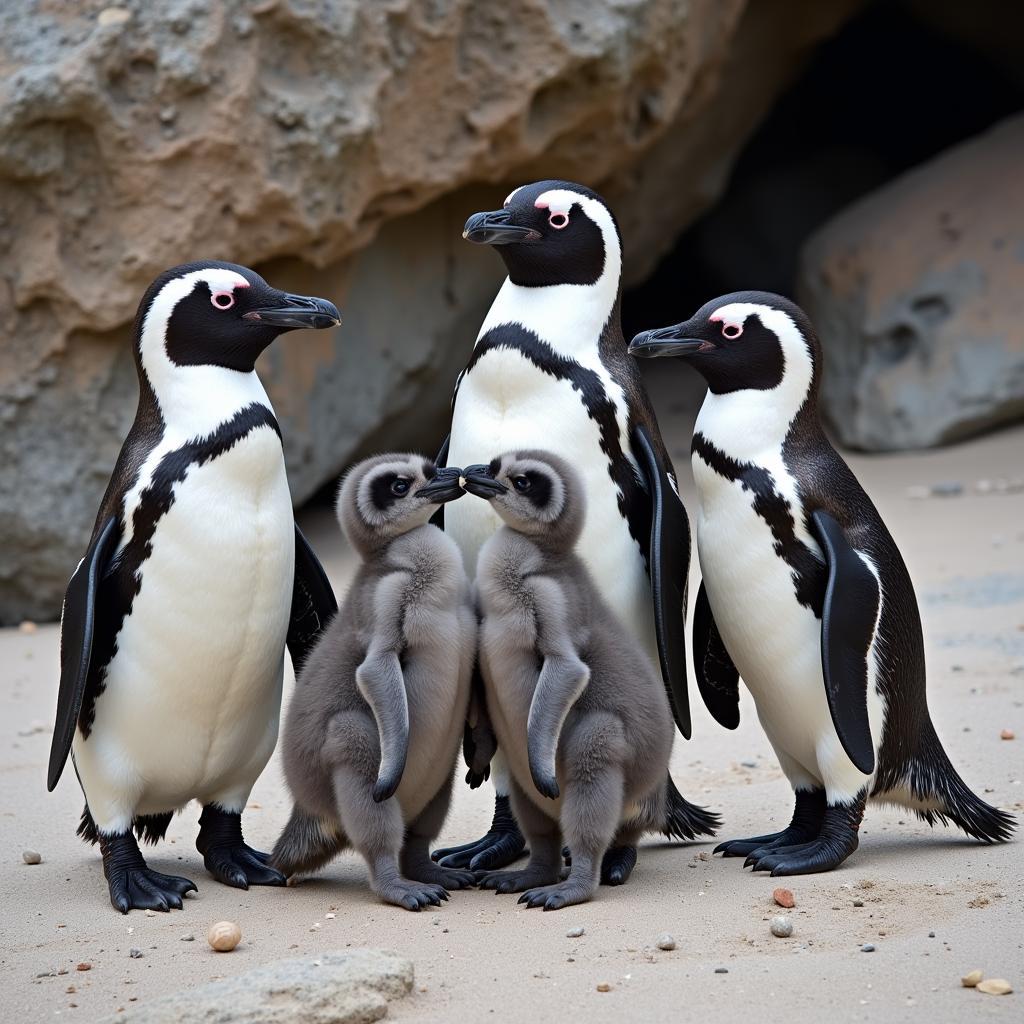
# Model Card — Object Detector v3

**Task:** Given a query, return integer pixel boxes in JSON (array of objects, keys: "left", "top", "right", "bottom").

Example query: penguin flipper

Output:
[
  {"left": 48, "top": 515, "right": 120, "bottom": 792},
  {"left": 810, "top": 510, "right": 878, "bottom": 776},
  {"left": 287, "top": 523, "right": 338, "bottom": 676},
  {"left": 429, "top": 434, "right": 451, "bottom": 529},
  {"left": 632, "top": 423, "right": 691, "bottom": 739},
  {"left": 693, "top": 581, "right": 740, "bottom": 729}
]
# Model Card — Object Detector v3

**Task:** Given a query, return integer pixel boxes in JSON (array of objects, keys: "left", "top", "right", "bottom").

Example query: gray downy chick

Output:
[
  {"left": 271, "top": 453, "right": 478, "bottom": 910},
  {"left": 465, "top": 451, "right": 675, "bottom": 910}
]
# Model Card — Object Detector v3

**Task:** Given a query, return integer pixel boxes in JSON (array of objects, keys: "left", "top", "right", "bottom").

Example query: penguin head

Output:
[
  {"left": 628, "top": 291, "right": 821, "bottom": 396},
  {"left": 461, "top": 450, "right": 584, "bottom": 549},
  {"left": 462, "top": 181, "right": 621, "bottom": 288},
  {"left": 134, "top": 260, "right": 341, "bottom": 375},
  {"left": 338, "top": 453, "right": 463, "bottom": 554}
]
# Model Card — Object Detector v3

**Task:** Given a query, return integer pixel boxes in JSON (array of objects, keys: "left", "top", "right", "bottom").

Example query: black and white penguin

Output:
[
  {"left": 430, "top": 180, "right": 719, "bottom": 882},
  {"left": 48, "top": 261, "right": 341, "bottom": 912},
  {"left": 629, "top": 290, "right": 1015, "bottom": 874}
]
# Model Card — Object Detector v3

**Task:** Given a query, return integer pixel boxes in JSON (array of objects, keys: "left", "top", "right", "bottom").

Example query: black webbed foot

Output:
[
  {"left": 431, "top": 794, "right": 526, "bottom": 871},
  {"left": 715, "top": 787, "right": 827, "bottom": 859},
  {"left": 600, "top": 845, "right": 637, "bottom": 886},
  {"left": 746, "top": 795, "right": 865, "bottom": 876},
  {"left": 197, "top": 804, "right": 286, "bottom": 889},
  {"left": 100, "top": 831, "right": 197, "bottom": 914}
]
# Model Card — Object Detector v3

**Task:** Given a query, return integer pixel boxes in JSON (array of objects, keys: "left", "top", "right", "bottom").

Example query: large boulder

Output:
[
  {"left": 102, "top": 948, "right": 413, "bottom": 1024},
  {"left": 0, "top": 0, "right": 858, "bottom": 623},
  {"left": 799, "top": 114, "right": 1024, "bottom": 451}
]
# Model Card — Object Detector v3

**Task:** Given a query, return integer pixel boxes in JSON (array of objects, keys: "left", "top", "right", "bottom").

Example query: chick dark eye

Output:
[
  {"left": 211, "top": 291, "right": 235, "bottom": 310},
  {"left": 513, "top": 475, "right": 532, "bottom": 492},
  {"left": 722, "top": 322, "right": 743, "bottom": 340},
  {"left": 391, "top": 478, "right": 411, "bottom": 496}
]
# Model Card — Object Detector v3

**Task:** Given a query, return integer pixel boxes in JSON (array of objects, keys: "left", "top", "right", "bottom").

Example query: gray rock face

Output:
[
  {"left": 102, "top": 948, "right": 413, "bottom": 1024},
  {"left": 0, "top": 0, "right": 857, "bottom": 623},
  {"left": 799, "top": 114, "right": 1024, "bottom": 451}
]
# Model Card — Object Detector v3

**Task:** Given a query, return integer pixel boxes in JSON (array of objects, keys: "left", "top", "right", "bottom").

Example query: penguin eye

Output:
[
  {"left": 548, "top": 212, "right": 569, "bottom": 230},
  {"left": 211, "top": 290, "right": 235, "bottom": 311},
  {"left": 390, "top": 478, "right": 411, "bottom": 497},
  {"left": 721, "top": 322, "right": 743, "bottom": 340},
  {"left": 513, "top": 475, "right": 532, "bottom": 493}
]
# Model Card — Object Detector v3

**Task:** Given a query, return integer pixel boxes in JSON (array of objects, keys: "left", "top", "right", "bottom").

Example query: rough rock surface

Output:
[
  {"left": 799, "top": 114, "right": 1024, "bottom": 451},
  {"left": 102, "top": 948, "right": 413, "bottom": 1024},
  {"left": 0, "top": 0, "right": 857, "bottom": 622}
]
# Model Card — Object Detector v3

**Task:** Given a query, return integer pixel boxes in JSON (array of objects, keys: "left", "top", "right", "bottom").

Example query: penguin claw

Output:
[
  {"left": 517, "top": 881, "right": 592, "bottom": 911},
  {"left": 431, "top": 828, "right": 527, "bottom": 871},
  {"left": 108, "top": 868, "right": 197, "bottom": 914},
  {"left": 203, "top": 844, "right": 287, "bottom": 889}
]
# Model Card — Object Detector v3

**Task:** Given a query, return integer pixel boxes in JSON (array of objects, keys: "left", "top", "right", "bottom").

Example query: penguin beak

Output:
[
  {"left": 460, "top": 464, "right": 509, "bottom": 499},
  {"left": 414, "top": 467, "right": 465, "bottom": 504},
  {"left": 242, "top": 293, "right": 341, "bottom": 331},
  {"left": 628, "top": 323, "right": 707, "bottom": 358},
  {"left": 463, "top": 209, "right": 542, "bottom": 246}
]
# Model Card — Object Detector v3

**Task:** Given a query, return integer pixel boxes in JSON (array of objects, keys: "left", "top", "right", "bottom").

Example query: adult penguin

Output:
[
  {"left": 630, "top": 290, "right": 1015, "bottom": 874},
  {"left": 48, "top": 261, "right": 341, "bottom": 912},
  {"left": 431, "top": 181, "right": 719, "bottom": 883}
]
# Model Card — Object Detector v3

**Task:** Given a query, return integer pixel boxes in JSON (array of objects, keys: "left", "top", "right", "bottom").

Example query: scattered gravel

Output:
[
  {"left": 596, "top": 982, "right": 611, "bottom": 992},
  {"left": 962, "top": 969, "right": 983, "bottom": 987},
  {"left": 853, "top": 899, "right": 864, "bottom": 907},
  {"left": 714, "top": 967, "right": 729, "bottom": 974},
  {"left": 76, "top": 963, "right": 92, "bottom": 972},
  {"left": 772, "top": 888, "right": 795, "bottom": 909},
  {"left": 566, "top": 926, "right": 584, "bottom": 938},
  {"left": 22, "top": 850, "right": 41, "bottom": 865},
  {"left": 861, "top": 944, "right": 876, "bottom": 953},
  {"left": 1001, "top": 729, "right": 1015, "bottom": 740},
  {"left": 655, "top": 934, "right": 676, "bottom": 951},
  {"left": 180, "top": 934, "right": 195, "bottom": 942},
  {"left": 129, "top": 948, "right": 142, "bottom": 959},
  {"left": 770, "top": 916, "right": 793, "bottom": 938}
]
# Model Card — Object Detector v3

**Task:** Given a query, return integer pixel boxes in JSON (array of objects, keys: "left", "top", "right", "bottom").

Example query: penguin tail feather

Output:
[
  {"left": 76, "top": 805, "right": 99, "bottom": 845},
  {"left": 877, "top": 724, "right": 1015, "bottom": 844},
  {"left": 270, "top": 804, "right": 345, "bottom": 878},
  {"left": 76, "top": 806, "right": 174, "bottom": 846},
  {"left": 662, "top": 776, "right": 721, "bottom": 841}
]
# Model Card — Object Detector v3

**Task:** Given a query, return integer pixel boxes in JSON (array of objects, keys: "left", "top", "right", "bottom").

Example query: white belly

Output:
[
  {"left": 74, "top": 425, "right": 295, "bottom": 828},
  {"left": 446, "top": 348, "right": 655, "bottom": 660},
  {"left": 693, "top": 452, "right": 882, "bottom": 801}
]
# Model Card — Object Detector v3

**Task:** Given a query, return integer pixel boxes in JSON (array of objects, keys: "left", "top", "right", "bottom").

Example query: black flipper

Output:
[
  {"left": 287, "top": 524, "right": 338, "bottom": 676},
  {"left": 631, "top": 424, "right": 691, "bottom": 739},
  {"left": 692, "top": 581, "right": 741, "bottom": 730},
  {"left": 429, "top": 434, "right": 451, "bottom": 529},
  {"left": 810, "top": 510, "right": 878, "bottom": 776},
  {"left": 48, "top": 516, "right": 120, "bottom": 792}
]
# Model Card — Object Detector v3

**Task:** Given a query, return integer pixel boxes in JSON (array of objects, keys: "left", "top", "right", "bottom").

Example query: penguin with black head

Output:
[
  {"left": 430, "top": 181, "right": 719, "bottom": 883},
  {"left": 630, "top": 291, "right": 1015, "bottom": 874},
  {"left": 48, "top": 261, "right": 341, "bottom": 911}
]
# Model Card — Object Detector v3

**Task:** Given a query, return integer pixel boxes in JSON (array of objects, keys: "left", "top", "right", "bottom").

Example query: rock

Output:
[
  {"left": 976, "top": 979, "right": 1012, "bottom": 996},
  {"left": 207, "top": 921, "right": 241, "bottom": 952},
  {"left": 853, "top": 899, "right": 864, "bottom": 907},
  {"left": 565, "top": 926, "right": 584, "bottom": 938},
  {"left": 179, "top": 934, "right": 195, "bottom": 943},
  {"left": 714, "top": 967, "right": 729, "bottom": 974},
  {"left": 22, "top": 849, "right": 41, "bottom": 865},
  {"left": 769, "top": 916, "right": 793, "bottom": 938},
  {"left": 100, "top": 948, "right": 412, "bottom": 1023},
  {"left": 596, "top": 983, "right": 612, "bottom": 993},
  {"left": 861, "top": 944, "right": 876, "bottom": 953},
  {"left": 655, "top": 934, "right": 676, "bottom": 951},
  {"left": 799, "top": 114, "right": 1024, "bottom": 451},
  {"left": 76, "top": 963, "right": 92, "bottom": 972},
  {"left": 0, "top": 0, "right": 860, "bottom": 624},
  {"left": 1001, "top": 729, "right": 1015, "bottom": 740},
  {"left": 962, "top": 969, "right": 984, "bottom": 987},
  {"left": 772, "top": 887, "right": 795, "bottom": 908},
  {"left": 129, "top": 948, "right": 142, "bottom": 959}
]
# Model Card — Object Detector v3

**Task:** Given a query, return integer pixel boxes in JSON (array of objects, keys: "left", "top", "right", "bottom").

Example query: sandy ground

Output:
[{"left": 2, "top": 385, "right": 1022, "bottom": 1023}]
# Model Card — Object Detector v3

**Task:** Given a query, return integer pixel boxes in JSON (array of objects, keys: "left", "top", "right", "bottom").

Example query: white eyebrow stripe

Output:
[
  {"left": 533, "top": 188, "right": 578, "bottom": 217},
  {"left": 504, "top": 185, "right": 526, "bottom": 207}
]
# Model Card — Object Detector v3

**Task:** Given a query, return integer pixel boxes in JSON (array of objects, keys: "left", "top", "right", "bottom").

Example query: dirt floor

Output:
[{"left": 1, "top": 388, "right": 1021, "bottom": 1023}]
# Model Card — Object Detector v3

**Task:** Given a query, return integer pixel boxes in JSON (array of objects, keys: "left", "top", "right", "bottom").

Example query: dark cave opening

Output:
[{"left": 622, "top": 0, "right": 1024, "bottom": 342}]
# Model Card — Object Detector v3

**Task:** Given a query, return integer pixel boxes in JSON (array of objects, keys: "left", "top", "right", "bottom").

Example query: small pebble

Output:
[
  {"left": 772, "top": 887, "right": 795, "bottom": 908},
  {"left": 961, "top": 969, "right": 983, "bottom": 987},
  {"left": 853, "top": 899, "right": 864, "bottom": 907},
  {"left": 566, "top": 926, "right": 585, "bottom": 938},
  {"left": 180, "top": 934, "right": 195, "bottom": 942},
  {"left": 207, "top": 921, "right": 241, "bottom": 952},
  {"left": 741, "top": 760, "right": 757, "bottom": 769},
  {"left": 596, "top": 982, "right": 611, "bottom": 992},
  {"left": 325, "top": 912, "right": 335, "bottom": 919},
  {"left": 22, "top": 850, "right": 41, "bottom": 865},
  {"left": 655, "top": 934, "right": 676, "bottom": 951},
  {"left": 861, "top": 944, "right": 876, "bottom": 953},
  {"left": 928, "top": 931, "right": 935, "bottom": 938},
  {"left": 76, "top": 963, "right": 92, "bottom": 972},
  {"left": 976, "top": 979, "right": 1012, "bottom": 996},
  {"left": 1001, "top": 729, "right": 1015, "bottom": 741},
  {"left": 128, "top": 948, "right": 142, "bottom": 959},
  {"left": 770, "top": 916, "right": 793, "bottom": 938},
  {"left": 714, "top": 967, "right": 729, "bottom": 974},
  {"left": 97, "top": 7, "right": 131, "bottom": 27},
  {"left": 144, "top": 909, "right": 156, "bottom": 918}
]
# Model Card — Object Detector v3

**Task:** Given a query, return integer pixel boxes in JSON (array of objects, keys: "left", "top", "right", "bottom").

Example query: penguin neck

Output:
[
  {"left": 478, "top": 261, "right": 621, "bottom": 361},
  {"left": 694, "top": 360, "right": 819, "bottom": 464},
  {"left": 138, "top": 339, "right": 275, "bottom": 444}
]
